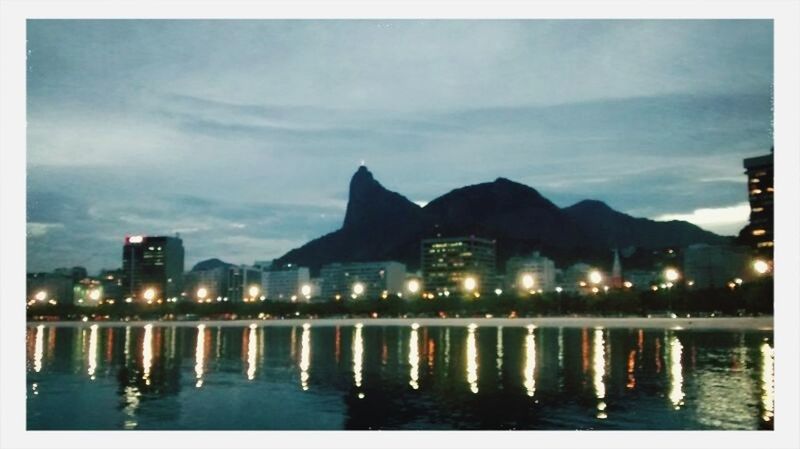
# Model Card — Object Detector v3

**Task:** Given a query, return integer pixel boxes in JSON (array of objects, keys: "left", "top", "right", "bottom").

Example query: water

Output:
[{"left": 26, "top": 322, "right": 774, "bottom": 430}]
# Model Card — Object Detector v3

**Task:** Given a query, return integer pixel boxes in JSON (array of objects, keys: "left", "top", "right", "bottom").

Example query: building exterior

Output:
[
  {"left": 624, "top": 270, "right": 658, "bottom": 290},
  {"left": 320, "top": 261, "right": 406, "bottom": 299},
  {"left": 183, "top": 266, "right": 229, "bottom": 301},
  {"left": 121, "top": 235, "right": 185, "bottom": 301},
  {"left": 227, "top": 265, "right": 263, "bottom": 302},
  {"left": 99, "top": 269, "right": 125, "bottom": 302},
  {"left": 262, "top": 264, "right": 311, "bottom": 302},
  {"left": 73, "top": 277, "right": 104, "bottom": 306},
  {"left": 421, "top": 236, "right": 496, "bottom": 294},
  {"left": 683, "top": 244, "right": 752, "bottom": 289},
  {"left": 743, "top": 150, "right": 774, "bottom": 255},
  {"left": 505, "top": 251, "right": 557, "bottom": 293},
  {"left": 560, "top": 263, "right": 592, "bottom": 293},
  {"left": 26, "top": 272, "right": 74, "bottom": 305}
]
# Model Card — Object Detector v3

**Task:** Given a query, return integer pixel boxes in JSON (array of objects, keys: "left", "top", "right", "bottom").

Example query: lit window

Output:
[
  {"left": 749, "top": 178, "right": 760, "bottom": 184},
  {"left": 752, "top": 207, "right": 764, "bottom": 212},
  {"left": 766, "top": 187, "right": 774, "bottom": 192},
  {"left": 750, "top": 189, "right": 762, "bottom": 195},
  {"left": 752, "top": 229, "right": 766, "bottom": 236},
  {"left": 757, "top": 241, "right": 774, "bottom": 248}
]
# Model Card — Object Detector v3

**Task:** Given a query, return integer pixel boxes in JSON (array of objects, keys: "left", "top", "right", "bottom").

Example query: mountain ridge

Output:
[{"left": 274, "top": 167, "right": 728, "bottom": 273}]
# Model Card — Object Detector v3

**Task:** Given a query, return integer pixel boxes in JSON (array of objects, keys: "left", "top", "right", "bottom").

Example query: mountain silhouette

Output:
[{"left": 274, "top": 166, "right": 728, "bottom": 273}]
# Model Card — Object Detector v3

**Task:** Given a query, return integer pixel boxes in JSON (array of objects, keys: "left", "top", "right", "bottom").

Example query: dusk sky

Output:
[{"left": 26, "top": 20, "right": 773, "bottom": 274}]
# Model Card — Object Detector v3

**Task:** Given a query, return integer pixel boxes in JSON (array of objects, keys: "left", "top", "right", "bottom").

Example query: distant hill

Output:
[
  {"left": 274, "top": 166, "right": 728, "bottom": 274},
  {"left": 191, "top": 258, "right": 234, "bottom": 272}
]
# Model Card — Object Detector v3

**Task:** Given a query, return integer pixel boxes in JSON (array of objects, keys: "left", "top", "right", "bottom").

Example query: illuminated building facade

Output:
[
  {"left": 226, "top": 265, "right": 263, "bottom": 302},
  {"left": 121, "top": 235, "right": 185, "bottom": 300},
  {"left": 262, "top": 264, "right": 311, "bottom": 301},
  {"left": 183, "top": 266, "right": 229, "bottom": 301},
  {"left": 320, "top": 261, "right": 406, "bottom": 299},
  {"left": 743, "top": 150, "right": 774, "bottom": 255},
  {"left": 505, "top": 251, "right": 556, "bottom": 292},
  {"left": 421, "top": 236, "right": 496, "bottom": 294}
]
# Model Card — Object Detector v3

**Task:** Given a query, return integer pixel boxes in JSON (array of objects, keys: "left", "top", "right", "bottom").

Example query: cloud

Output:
[
  {"left": 25, "top": 20, "right": 773, "bottom": 273},
  {"left": 654, "top": 203, "right": 751, "bottom": 236}
]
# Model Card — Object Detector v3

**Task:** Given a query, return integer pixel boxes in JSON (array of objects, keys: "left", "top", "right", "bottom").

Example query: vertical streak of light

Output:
[
  {"left": 142, "top": 324, "right": 153, "bottom": 386},
  {"left": 300, "top": 324, "right": 311, "bottom": 390},
  {"left": 524, "top": 325, "right": 536, "bottom": 397},
  {"left": 88, "top": 324, "right": 98, "bottom": 379},
  {"left": 593, "top": 328, "right": 607, "bottom": 419},
  {"left": 409, "top": 327, "right": 420, "bottom": 390},
  {"left": 247, "top": 324, "right": 257, "bottom": 381},
  {"left": 466, "top": 325, "right": 479, "bottom": 394},
  {"left": 496, "top": 326, "right": 504, "bottom": 376},
  {"left": 195, "top": 324, "right": 206, "bottom": 388},
  {"left": 668, "top": 334, "right": 684, "bottom": 409},
  {"left": 626, "top": 349, "right": 637, "bottom": 389},
  {"left": 34, "top": 325, "right": 44, "bottom": 373},
  {"left": 353, "top": 324, "right": 364, "bottom": 388},
  {"left": 444, "top": 327, "right": 451, "bottom": 373},
  {"left": 124, "top": 326, "right": 131, "bottom": 362},
  {"left": 760, "top": 342, "right": 774, "bottom": 422}
]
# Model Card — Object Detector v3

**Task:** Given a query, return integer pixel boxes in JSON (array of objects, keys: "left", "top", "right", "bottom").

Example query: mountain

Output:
[
  {"left": 191, "top": 258, "right": 234, "bottom": 272},
  {"left": 562, "top": 200, "right": 728, "bottom": 249},
  {"left": 274, "top": 167, "right": 728, "bottom": 273}
]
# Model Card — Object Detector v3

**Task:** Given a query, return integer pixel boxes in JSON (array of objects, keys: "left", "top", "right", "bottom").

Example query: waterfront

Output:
[{"left": 26, "top": 320, "right": 774, "bottom": 430}]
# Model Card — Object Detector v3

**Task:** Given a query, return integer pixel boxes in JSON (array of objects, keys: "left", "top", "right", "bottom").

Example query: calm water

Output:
[{"left": 26, "top": 322, "right": 774, "bottom": 430}]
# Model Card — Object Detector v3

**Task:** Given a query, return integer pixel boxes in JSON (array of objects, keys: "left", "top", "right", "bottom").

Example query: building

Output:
[
  {"left": 421, "top": 236, "right": 496, "bottom": 294},
  {"left": 505, "top": 251, "right": 556, "bottom": 293},
  {"left": 121, "top": 235, "right": 185, "bottom": 301},
  {"left": 262, "top": 264, "right": 311, "bottom": 302},
  {"left": 743, "top": 149, "right": 774, "bottom": 255},
  {"left": 183, "top": 266, "right": 229, "bottom": 302},
  {"left": 683, "top": 244, "right": 753, "bottom": 289},
  {"left": 227, "top": 265, "right": 263, "bottom": 302},
  {"left": 26, "top": 272, "right": 73, "bottom": 305},
  {"left": 624, "top": 270, "right": 658, "bottom": 290},
  {"left": 73, "top": 277, "right": 104, "bottom": 307},
  {"left": 320, "top": 261, "right": 406, "bottom": 299},
  {"left": 560, "top": 263, "right": 592, "bottom": 293},
  {"left": 99, "top": 269, "right": 125, "bottom": 301}
]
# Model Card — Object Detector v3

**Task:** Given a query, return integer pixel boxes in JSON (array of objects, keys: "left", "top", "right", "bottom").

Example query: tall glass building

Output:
[{"left": 121, "top": 235, "right": 185, "bottom": 301}]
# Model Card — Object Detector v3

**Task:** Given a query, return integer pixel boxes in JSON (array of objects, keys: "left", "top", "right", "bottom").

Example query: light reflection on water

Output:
[{"left": 26, "top": 323, "right": 774, "bottom": 431}]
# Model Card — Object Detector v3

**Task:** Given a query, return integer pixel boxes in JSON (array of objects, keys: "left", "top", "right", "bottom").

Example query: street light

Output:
[
  {"left": 353, "top": 282, "right": 365, "bottom": 297},
  {"left": 494, "top": 288, "right": 503, "bottom": 296},
  {"left": 463, "top": 276, "right": 477, "bottom": 293},
  {"left": 753, "top": 259, "right": 770, "bottom": 275},
  {"left": 88, "top": 289, "right": 101, "bottom": 301},
  {"left": 248, "top": 285, "right": 260, "bottom": 300},
  {"left": 301, "top": 284, "right": 312, "bottom": 299},
  {"left": 197, "top": 287, "right": 208, "bottom": 302},
  {"left": 35, "top": 291, "right": 47, "bottom": 302},
  {"left": 588, "top": 270, "right": 603, "bottom": 285},
  {"left": 521, "top": 273, "right": 535, "bottom": 290},
  {"left": 664, "top": 268, "right": 680, "bottom": 283},
  {"left": 143, "top": 288, "right": 156, "bottom": 303},
  {"left": 407, "top": 279, "right": 420, "bottom": 294}
]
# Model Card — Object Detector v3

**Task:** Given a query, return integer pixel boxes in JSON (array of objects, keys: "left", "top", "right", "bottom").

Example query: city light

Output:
[
  {"left": 88, "top": 289, "right": 101, "bottom": 301},
  {"left": 664, "top": 268, "right": 680, "bottom": 282},
  {"left": 753, "top": 259, "right": 770, "bottom": 275},
  {"left": 196, "top": 287, "right": 208, "bottom": 300},
  {"left": 301, "top": 284, "right": 312, "bottom": 298},
  {"left": 352, "top": 282, "right": 365, "bottom": 297},
  {"left": 588, "top": 270, "right": 603, "bottom": 285},
  {"left": 463, "top": 276, "right": 477, "bottom": 292},
  {"left": 143, "top": 288, "right": 156, "bottom": 302},
  {"left": 521, "top": 273, "right": 535, "bottom": 290},
  {"left": 35, "top": 290, "right": 47, "bottom": 302},
  {"left": 407, "top": 279, "right": 420, "bottom": 294},
  {"left": 128, "top": 235, "right": 143, "bottom": 244},
  {"left": 494, "top": 288, "right": 503, "bottom": 296},
  {"left": 623, "top": 281, "right": 633, "bottom": 289},
  {"left": 555, "top": 286, "right": 563, "bottom": 293},
  {"left": 248, "top": 285, "right": 260, "bottom": 298}
]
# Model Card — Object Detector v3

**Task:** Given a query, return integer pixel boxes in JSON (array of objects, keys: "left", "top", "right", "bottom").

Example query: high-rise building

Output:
[
  {"left": 421, "top": 236, "right": 496, "bottom": 294},
  {"left": 505, "top": 251, "right": 556, "bottom": 293},
  {"left": 742, "top": 149, "right": 774, "bottom": 255},
  {"left": 262, "top": 264, "right": 311, "bottom": 302},
  {"left": 121, "top": 235, "right": 185, "bottom": 301},
  {"left": 560, "top": 263, "right": 592, "bottom": 293},
  {"left": 320, "top": 261, "right": 406, "bottom": 299},
  {"left": 226, "top": 265, "right": 263, "bottom": 302}
]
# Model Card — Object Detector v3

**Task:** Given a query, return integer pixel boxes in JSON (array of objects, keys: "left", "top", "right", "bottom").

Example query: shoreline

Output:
[{"left": 27, "top": 316, "right": 773, "bottom": 330}]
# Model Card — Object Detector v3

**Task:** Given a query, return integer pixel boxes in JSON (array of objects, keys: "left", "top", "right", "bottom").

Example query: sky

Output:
[{"left": 26, "top": 20, "right": 774, "bottom": 274}]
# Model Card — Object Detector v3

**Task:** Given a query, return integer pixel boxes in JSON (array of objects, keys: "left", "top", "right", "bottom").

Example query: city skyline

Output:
[{"left": 27, "top": 20, "right": 774, "bottom": 273}]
